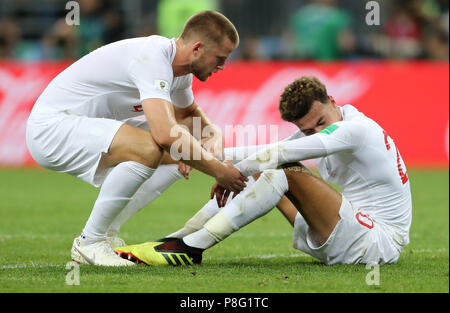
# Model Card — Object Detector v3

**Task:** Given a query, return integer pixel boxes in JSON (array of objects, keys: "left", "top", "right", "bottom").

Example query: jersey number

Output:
[{"left": 383, "top": 130, "right": 408, "bottom": 184}]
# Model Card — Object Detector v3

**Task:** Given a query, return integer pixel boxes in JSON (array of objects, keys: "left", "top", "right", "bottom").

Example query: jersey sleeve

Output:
[
  {"left": 171, "top": 74, "right": 194, "bottom": 109},
  {"left": 223, "top": 130, "right": 305, "bottom": 164},
  {"left": 315, "top": 121, "right": 367, "bottom": 154},
  {"left": 234, "top": 135, "right": 327, "bottom": 177},
  {"left": 127, "top": 43, "right": 174, "bottom": 103},
  {"left": 234, "top": 121, "right": 366, "bottom": 177}
]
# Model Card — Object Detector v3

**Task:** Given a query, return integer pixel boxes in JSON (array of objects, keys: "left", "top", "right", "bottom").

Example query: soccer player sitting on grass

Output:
[
  {"left": 26, "top": 11, "right": 248, "bottom": 266},
  {"left": 115, "top": 76, "right": 412, "bottom": 266}
]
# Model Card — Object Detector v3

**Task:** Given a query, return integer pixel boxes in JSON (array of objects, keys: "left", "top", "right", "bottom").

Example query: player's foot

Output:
[
  {"left": 71, "top": 236, "right": 135, "bottom": 266},
  {"left": 107, "top": 236, "right": 126, "bottom": 249},
  {"left": 115, "top": 238, "right": 203, "bottom": 266},
  {"left": 114, "top": 237, "right": 178, "bottom": 258}
]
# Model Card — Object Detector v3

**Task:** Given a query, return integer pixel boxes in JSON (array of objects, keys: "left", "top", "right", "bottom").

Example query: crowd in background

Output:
[{"left": 0, "top": 0, "right": 448, "bottom": 61}]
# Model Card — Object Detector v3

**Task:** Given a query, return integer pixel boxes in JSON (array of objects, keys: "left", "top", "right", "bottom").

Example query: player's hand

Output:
[
  {"left": 210, "top": 182, "right": 239, "bottom": 207},
  {"left": 178, "top": 162, "right": 191, "bottom": 179},
  {"left": 215, "top": 160, "right": 248, "bottom": 194}
]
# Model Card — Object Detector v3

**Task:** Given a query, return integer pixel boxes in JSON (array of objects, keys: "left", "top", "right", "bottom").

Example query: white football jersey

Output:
[
  {"left": 315, "top": 105, "right": 412, "bottom": 250},
  {"left": 235, "top": 104, "right": 412, "bottom": 250},
  {"left": 31, "top": 35, "right": 194, "bottom": 120}
]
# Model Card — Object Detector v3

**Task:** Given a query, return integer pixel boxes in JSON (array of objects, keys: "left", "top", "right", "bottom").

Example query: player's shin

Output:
[
  {"left": 165, "top": 203, "right": 217, "bottom": 239},
  {"left": 166, "top": 176, "right": 256, "bottom": 239},
  {"left": 106, "top": 164, "right": 183, "bottom": 238},
  {"left": 183, "top": 169, "right": 288, "bottom": 249},
  {"left": 81, "top": 161, "right": 156, "bottom": 244}
]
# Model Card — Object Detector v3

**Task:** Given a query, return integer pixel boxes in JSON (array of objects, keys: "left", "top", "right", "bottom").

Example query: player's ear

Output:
[
  {"left": 328, "top": 96, "right": 338, "bottom": 108},
  {"left": 192, "top": 41, "right": 204, "bottom": 57},
  {"left": 329, "top": 96, "right": 337, "bottom": 106}
]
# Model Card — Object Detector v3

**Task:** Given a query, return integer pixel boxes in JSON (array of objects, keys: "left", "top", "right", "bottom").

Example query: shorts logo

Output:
[
  {"left": 356, "top": 212, "right": 374, "bottom": 229},
  {"left": 155, "top": 79, "right": 169, "bottom": 91}
]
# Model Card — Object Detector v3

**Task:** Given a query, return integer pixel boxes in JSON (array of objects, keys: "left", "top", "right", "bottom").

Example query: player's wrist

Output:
[
  {"left": 234, "top": 160, "right": 252, "bottom": 177},
  {"left": 212, "top": 160, "right": 228, "bottom": 180}
]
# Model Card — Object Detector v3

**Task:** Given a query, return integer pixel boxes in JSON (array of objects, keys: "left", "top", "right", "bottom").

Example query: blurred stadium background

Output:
[
  {"left": 0, "top": 0, "right": 448, "bottom": 167},
  {"left": 1, "top": 0, "right": 449, "bottom": 61}
]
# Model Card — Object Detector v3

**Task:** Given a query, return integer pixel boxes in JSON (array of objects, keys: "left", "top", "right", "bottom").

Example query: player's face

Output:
[
  {"left": 191, "top": 38, "right": 234, "bottom": 82},
  {"left": 294, "top": 97, "right": 342, "bottom": 136}
]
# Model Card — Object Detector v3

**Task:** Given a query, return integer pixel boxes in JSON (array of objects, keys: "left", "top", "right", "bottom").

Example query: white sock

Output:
[
  {"left": 167, "top": 176, "right": 256, "bottom": 239},
  {"left": 183, "top": 169, "right": 288, "bottom": 249},
  {"left": 166, "top": 199, "right": 222, "bottom": 239},
  {"left": 81, "top": 161, "right": 156, "bottom": 244},
  {"left": 106, "top": 164, "right": 182, "bottom": 237}
]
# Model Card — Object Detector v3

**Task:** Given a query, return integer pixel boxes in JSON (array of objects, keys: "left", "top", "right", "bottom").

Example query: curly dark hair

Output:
[{"left": 279, "top": 76, "right": 329, "bottom": 122}]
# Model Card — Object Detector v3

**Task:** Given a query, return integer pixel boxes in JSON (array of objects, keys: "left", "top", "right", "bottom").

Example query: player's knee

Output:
[
  {"left": 260, "top": 169, "right": 289, "bottom": 195},
  {"left": 119, "top": 131, "right": 164, "bottom": 168},
  {"left": 282, "top": 163, "right": 315, "bottom": 192},
  {"left": 107, "top": 124, "right": 164, "bottom": 168},
  {"left": 136, "top": 139, "right": 164, "bottom": 168},
  {"left": 282, "top": 162, "right": 313, "bottom": 178}
]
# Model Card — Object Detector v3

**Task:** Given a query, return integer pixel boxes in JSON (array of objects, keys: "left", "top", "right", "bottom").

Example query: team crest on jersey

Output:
[
  {"left": 319, "top": 124, "right": 339, "bottom": 135},
  {"left": 155, "top": 79, "right": 169, "bottom": 91}
]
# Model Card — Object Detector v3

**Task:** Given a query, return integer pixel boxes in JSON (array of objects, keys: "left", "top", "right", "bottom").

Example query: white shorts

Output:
[
  {"left": 292, "top": 196, "right": 400, "bottom": 265},
  {"left": 26, "top": 110, "right": 148, "bottom": 187}
]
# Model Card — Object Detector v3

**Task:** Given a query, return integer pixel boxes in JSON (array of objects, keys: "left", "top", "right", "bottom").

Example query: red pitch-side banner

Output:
[
  {"left": 0, "top": 61, "right": 448, "bottom": 167},
  {"left": 193, "top": 61, "right": 449, "bottom": 167}
]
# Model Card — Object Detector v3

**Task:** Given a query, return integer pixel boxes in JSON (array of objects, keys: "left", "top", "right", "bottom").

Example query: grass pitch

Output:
[{"left": 0, "top": 168, "right": 448, "bottom": 293}]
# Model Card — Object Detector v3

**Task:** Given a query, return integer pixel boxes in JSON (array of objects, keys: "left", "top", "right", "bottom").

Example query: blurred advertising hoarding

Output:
[{"left": 0, "top": 61, "right": 448, "bottom": 167}]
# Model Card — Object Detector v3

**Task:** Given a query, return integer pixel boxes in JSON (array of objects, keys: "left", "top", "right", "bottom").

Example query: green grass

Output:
[{"left": 0, "top": 168, "right": 448, "bottom": 293}]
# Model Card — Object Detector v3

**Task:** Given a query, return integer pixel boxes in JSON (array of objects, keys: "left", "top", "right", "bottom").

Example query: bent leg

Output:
[
  {"left": 107, "top": 164, "right": 183, "bottom": 237},
  {"left": 82, "top": 123, "right": 164, "bottom": 243},
  {"left": 182, "top": 169, "right": 289, "bottom": 249},
  {"left": 166, "top": 176, "right": 257, "bottom": 239},
  {"left": 199, "top": 163, "right": 341, "bottom": 247},
  {"left": 282, "top": 163, "right": 342, "bottom": 246},
  {"left": 276, "top": 196, "right": 298, "bottom": 227},
  {"left": 98, "top": 123, "right": 164, "bottom": 171}
]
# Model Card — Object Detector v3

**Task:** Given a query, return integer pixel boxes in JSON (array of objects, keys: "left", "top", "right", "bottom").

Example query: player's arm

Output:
[
  {"left": 234, "top": 122, "right": 364, "bottom": 177},
  {"left": 211, "top": 131, "right": 331, "bottom": 206},
  {"left": 174, "top": 101, "right": 224, "bottom": 160},
  {"left": 233, "top": 134, "right": 326, "bottom": 177},
  {"left": 127, "top": 45, "right": 245, "bottom": 190},
  {"left": 142, "top": 98, "right": 246, "bottom": 192}
]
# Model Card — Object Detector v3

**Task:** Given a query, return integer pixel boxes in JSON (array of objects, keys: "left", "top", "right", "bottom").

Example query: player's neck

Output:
[{"left": 172, "top": 39, "right": 192, "bottom": 77}]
